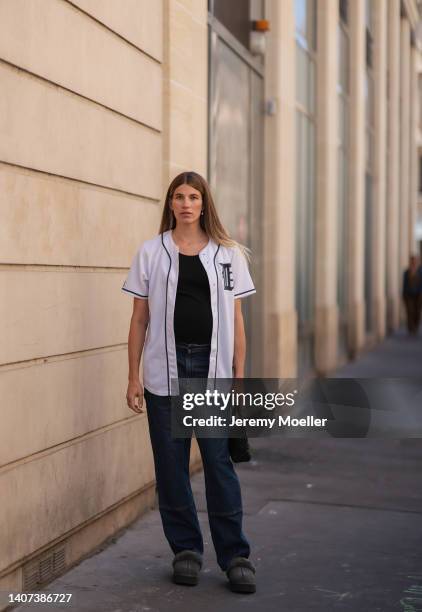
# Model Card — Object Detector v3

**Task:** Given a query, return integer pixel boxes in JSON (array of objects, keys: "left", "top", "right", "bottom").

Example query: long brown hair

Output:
[{"left": 159, "top": 171, "right": 250, "bottom": 259}]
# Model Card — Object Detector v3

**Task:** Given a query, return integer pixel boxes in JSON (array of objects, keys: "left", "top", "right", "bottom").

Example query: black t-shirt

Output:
[{"left": 174, "top": 254, "right": 213, "bottom": 344}]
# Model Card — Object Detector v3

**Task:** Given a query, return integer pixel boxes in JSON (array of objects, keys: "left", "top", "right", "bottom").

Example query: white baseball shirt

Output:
[{"left": 121, "top": 229, "right": 256, "bottom": 395}]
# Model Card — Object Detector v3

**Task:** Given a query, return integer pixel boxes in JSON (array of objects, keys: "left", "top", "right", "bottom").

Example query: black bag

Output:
[
  {"left": 229, "top": 434, "right": 251, "bottom": 463},
  {"left": 228, "top": 376, "right": 251, "bottom": 462}
]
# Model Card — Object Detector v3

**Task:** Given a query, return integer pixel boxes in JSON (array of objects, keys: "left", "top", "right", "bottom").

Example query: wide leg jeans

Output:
[{"left": 144, "top": 342, "right": 250, "bottom": 571}]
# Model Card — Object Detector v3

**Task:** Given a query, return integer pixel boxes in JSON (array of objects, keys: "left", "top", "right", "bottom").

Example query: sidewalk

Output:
[
  {"left": 12, "top": 330, "right": 422, "bottom": 612},
  {"left": 334, "top": 327, "right": 422, "bottom": 378}
]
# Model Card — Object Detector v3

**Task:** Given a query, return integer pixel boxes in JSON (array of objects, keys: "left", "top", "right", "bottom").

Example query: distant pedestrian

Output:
[{"left": 402, "top": 255, "right": 422, "bottom": 336}]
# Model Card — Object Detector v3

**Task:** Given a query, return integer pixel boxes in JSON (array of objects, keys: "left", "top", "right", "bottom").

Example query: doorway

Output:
[{"left": 208, "top": 15, "right": 265, "bottom": 376}]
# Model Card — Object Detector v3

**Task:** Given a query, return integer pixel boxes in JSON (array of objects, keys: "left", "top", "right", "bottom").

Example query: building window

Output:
[
  {"left": 365, "top": 0, "right": 373, "bottom": 68},
  {"left": 337, "top": 8, "right": 350, "bottom": 355},
  {"left": 209, "top": 0, "right": 251, "bottom": 50},
  {"left": 295, "top": 0, "right": 317, "bottom": 51},
  {"left": 364, "top": 0, "right": 375, "bottom": 333},
  {"left": 339, "top": 0, "right": 348, "bottom": 25},
  {"left": 295, "top": 0, "right": 317, "bottom": 374},
  {"left": 419, "top": 74, "right": 422, "bottom": 131},
  {"left": 419, "top": 156, "right": 422, "bottom": 193}
]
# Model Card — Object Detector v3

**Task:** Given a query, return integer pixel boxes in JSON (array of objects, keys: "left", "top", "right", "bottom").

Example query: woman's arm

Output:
[
  {"left": 233, "top": 298, "right": 246, "bottom": 378},
  {"left": 126, "top": 298, "right": 149, "bottom": 413}
]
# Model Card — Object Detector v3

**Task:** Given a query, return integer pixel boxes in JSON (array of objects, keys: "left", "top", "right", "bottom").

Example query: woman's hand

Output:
[{"left": 126, "top": 379, "right": 144, "bottom": 414}]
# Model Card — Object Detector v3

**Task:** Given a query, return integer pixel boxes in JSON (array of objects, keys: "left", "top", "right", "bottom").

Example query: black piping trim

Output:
[
  {"left": 213, "top": 245, "right": 221, "bottom": 381},
  {"left": 234, "top": 288, "right": 256, "bottom": 297},
  {"left": 121, "top": 286, "right": 149, "bottom": 298},
  {"left": 161, "top": 232, "right": 172, "bottom": 396}
]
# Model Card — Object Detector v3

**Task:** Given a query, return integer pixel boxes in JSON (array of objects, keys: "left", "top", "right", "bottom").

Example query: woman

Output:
[{"left": 121, "top": 171, "right": 256, "bottom": 593}]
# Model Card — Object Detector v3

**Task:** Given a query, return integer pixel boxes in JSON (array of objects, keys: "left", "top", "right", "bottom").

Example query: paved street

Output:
[
  {"left": 334, "top": 327, "right": 422, "bottom": 378},
  {"left": 11, "top": 330, "right": 422, "bottom": 612}
]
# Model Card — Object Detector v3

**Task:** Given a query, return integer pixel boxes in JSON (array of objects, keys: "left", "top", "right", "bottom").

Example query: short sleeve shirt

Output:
[{"left": 121, "top": 230, "right": 256, "bottom": 395}]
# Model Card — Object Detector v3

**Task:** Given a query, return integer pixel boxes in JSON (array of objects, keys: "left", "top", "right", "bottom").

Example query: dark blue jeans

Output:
[{"left": 144, "top": 342, "right": 250, "bottom": 571}]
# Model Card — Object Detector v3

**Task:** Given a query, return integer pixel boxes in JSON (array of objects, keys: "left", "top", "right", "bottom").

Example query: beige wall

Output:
[
  {"left": 0, "top": 0, "right": 207, "bottom": 596},
  {"left": 263, "top": 0, "right": 297, "bottom": 378},
  {"left": 347, "top": 0, "right": 366, "bottom": 354},
  {"left": 163, "top": 0, "right": 208, "bottom": 187}
]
